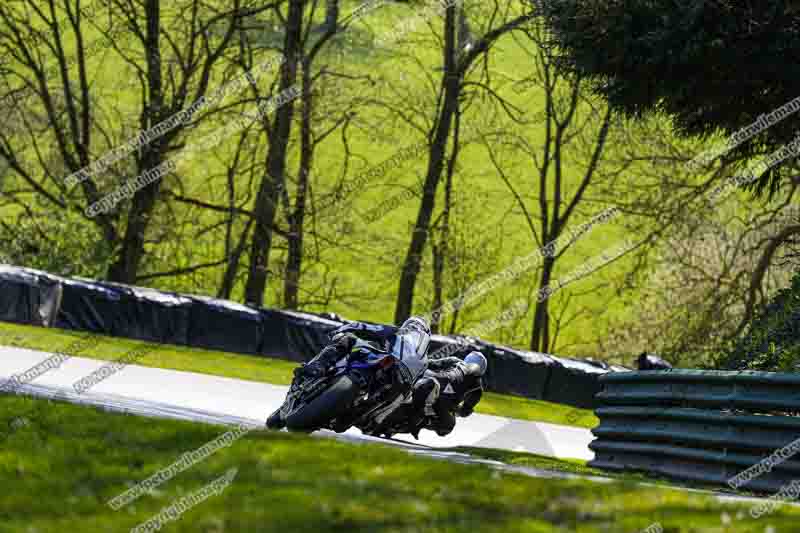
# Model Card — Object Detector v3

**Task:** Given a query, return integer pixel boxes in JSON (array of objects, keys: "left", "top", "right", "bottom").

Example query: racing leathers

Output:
[{"left": 409, "top": 356, "right": 484, "bottom": 436}]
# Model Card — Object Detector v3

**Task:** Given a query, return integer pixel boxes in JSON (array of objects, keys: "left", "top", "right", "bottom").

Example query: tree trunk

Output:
[
  {"left": 106, "top": 165, "right": 160, "bottom": 283},
  {"left": 324, "top": 0, "right": 339, "bottom": 31},
  {"left": 0, "top": 154, "right": 8, "bottom": 192},
  {"left": 430, "top": 238, "right": 444, "bottom": 334},
  {"left": 530, "top": 255, "right": 555, "bottom": 351},
  {"left": 218, "top": 218, "right": 254, "bottom": 300},
  {"left": 243, "top": 0, "right": 304, "bottom": 306},
  {"left": 107, "top": 0, "right": 163, "bottom": 284},
  {"left": 456, "top": 6, "right": 474, "bottom": 56},
  {"left": 283, "top": 63, "right": 313, "bottom": 309},
  {"left": 394, "top": 3, "right": 460, "bottom": 324},
  {"left": 430, "top": 107, "right": 459, "bottom": 333}
]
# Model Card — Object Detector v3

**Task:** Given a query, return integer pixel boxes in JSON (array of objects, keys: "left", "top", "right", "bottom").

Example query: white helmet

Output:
[{"left": 464, "top": 351, "right": 487, "bottom": 376}]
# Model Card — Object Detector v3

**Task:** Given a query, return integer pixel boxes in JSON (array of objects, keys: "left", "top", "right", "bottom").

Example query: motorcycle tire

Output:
[
  {"left": 265, "top": 409, "right": 285, "bottom": 430},
  {"left": 285, "top": 374, "right": 359, "bottom": 432}
]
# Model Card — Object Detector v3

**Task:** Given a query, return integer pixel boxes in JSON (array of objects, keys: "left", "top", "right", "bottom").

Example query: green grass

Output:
[
  {"left": 476, "top": 392, "right": 599, "bottom": 429},
  {"left": 453, "top": 446, "right": 605, "bottom": 477},
  {"left": 451, "top": 447, "right": 707, "bottom": 491},
  {"left": 0, "top": 320, "right": 598, "bottom": 428},
  {"left": 1, "top": 393, "right": 797, "bottom": 532}
]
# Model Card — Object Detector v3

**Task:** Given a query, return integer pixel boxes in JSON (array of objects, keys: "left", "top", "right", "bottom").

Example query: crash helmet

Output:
[{"left": 464, "top": 351, "right": 487, "bottom": 376}]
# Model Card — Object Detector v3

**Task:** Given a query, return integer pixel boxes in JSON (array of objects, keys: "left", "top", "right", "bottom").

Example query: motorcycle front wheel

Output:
[
  {"left": 265, "top": 409, "right": 284, "bottom": 430},
  {"left": 285, "top": 374, "right": 360, "bottom": 432}
]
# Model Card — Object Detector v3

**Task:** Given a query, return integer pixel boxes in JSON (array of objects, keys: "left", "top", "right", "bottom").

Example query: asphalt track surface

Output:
[{"left": 0, "top": 346, "right": 592, "bottom": 461}]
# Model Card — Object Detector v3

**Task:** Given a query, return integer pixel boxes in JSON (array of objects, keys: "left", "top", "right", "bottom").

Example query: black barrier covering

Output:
[
  {"left": 544, "top": 356, "right": 609, "bottom": 409},
  {"left": 427, "top": 335, "right": 621, "bottom": 404},
  {"left": 637, "top": 352, "right": 672, "bottom": 370},
  {"left": 0, "top": 264, "right": 627, "bottom": 409},
  {"left": 260, "top": 308, "right": 342, "bottom": 362},
  {"left": 100, "top": 284, "right": 192, "bottom": 345},
  {"left": 0, "top": 266, "right": 62, "bottom": 326},
  {"left": 483, "top": 346, "right": 553, "bottom": 400},
  {"left": 55, "top": 277, "right": 123, "bottom": 333},
  {"left": 187, "top": 295, "right": 263, "bottom": 354}
]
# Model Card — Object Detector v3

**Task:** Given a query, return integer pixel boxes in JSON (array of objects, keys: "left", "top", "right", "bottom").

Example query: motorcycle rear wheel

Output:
[{"left": 285, "top": 374, "right": 359, "bottom": 432}]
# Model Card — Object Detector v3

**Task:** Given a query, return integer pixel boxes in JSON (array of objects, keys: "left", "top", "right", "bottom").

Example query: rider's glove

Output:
[
  {"left": 457, "top": 406, "right": 473, "bottom": 418},
  {"left": 301, "top": 361, "right": 328, "bottom": 379}
]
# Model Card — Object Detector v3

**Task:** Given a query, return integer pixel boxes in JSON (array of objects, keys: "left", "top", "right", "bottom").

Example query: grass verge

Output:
[
  {"left": 452, "top": 447, "right": 606, "bottom": 477},
  {"left": 0, "top": 321, "right": 598, "bottom": 428},
  {"left": 1, "top": 394, "right": 797, "bottom": 532}
]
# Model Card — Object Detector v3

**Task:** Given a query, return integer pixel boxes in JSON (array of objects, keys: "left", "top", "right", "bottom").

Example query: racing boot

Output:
[
  {"left": 410, "top": 416, "right": 426, "bottom": 440},
  {"left": 406, "top": 376, "right": 438, "bottom": 438}
]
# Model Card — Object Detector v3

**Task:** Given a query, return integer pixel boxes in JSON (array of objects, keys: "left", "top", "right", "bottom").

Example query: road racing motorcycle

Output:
[{"left": 266, "top": 337, "right": 417, "bottom": 434}]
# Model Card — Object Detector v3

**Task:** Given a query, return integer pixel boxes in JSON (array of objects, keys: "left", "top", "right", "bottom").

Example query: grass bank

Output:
[{"left": 0, "top": 394, "right": 795, "bottom": 532}]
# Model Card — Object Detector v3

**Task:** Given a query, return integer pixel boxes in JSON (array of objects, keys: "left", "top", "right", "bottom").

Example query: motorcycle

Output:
[
  {"left": 366, "top": 398, "right": 434, "bottom": 439},
  {"left": 266, "top": 339, "right": 413, "bottom": 434}
]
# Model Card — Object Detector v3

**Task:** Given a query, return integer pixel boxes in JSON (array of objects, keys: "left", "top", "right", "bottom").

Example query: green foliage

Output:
[
  {"left": 0, "top": 155, "right": 8, "bottom": 192},
  {"left": 717, "top": 270, "right": 800, "bottom": 371},
  {"left": 0, "top": 208, "right": 114, "bottom": 278},
  {"left": 540, "top": 0, "right": 800, "bottom": 195},
  {"left": 605, "top": 205, "right": 798, "bottom": 370}
]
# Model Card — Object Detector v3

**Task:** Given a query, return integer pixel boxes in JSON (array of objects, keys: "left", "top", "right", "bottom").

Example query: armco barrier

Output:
[
  {"left": 589, "top": 370, "right": 800, "bottom": 493},
  {"left": 0, "top": 265, "right": 625, "bottom": 408}
]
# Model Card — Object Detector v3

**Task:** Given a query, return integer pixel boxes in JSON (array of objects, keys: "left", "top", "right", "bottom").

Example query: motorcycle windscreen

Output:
[{"left": 392, "top": 330, "right": 429, "bottom": 382}]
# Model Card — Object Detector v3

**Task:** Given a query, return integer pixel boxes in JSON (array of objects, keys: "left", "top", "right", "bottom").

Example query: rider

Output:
[
  {"left": 406, "top": 351, "right": 487, "bottom": 438},
  {"left": 300, "top": 315, "right": 431, "bottom": 384}
]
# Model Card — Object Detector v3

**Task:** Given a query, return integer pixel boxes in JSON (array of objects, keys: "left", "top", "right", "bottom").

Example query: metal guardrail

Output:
[
  {"left": 597, "top": 370, "right": 800, "bottom": 412},
  {"left": 588, "top": 370, "right": 800, "bottom": 493}
]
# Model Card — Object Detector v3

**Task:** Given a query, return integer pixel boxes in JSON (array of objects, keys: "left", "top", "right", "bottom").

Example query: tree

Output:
[
  {"left": 462, "top": 17, "right": 696, "bottom": 353},
  {"left": 540, "top": 0, "right": 800, "bottom": 195},
  {"left": 242, "top": 0, "right": 304, "bottom": 306},
  {"left": 324, "top": 0, "right": 339, "bottom": 31},
  {"left": 393, "top": 0, "right": 535, "bottom": 323},
  {"left": 0, "top": 0, "right": 276, "bottom": 283},
  {"left": 241, "top": 0, "right": 381, "bottom": 307},
  {"left": 601, "top": 201, "right": 798, "bottom": 368}
]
